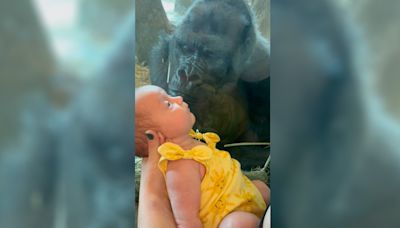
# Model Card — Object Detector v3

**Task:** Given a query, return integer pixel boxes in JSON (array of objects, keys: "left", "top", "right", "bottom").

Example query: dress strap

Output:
[
  {"left": 158, "top": 142, "right": 212, "bottom": 161},
  {"left": 189, "top": 129, "right": 220, "bottom": 148}
]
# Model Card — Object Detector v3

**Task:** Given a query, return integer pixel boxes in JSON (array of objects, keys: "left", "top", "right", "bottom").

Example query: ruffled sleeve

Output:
[{"left": 158, "top": 142, "right": 212, "bottom": 174}]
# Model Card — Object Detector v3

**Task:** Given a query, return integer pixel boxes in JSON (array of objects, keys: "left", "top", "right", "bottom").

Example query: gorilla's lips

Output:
[
  {"left": 167, "top": 86, "right": 204, "bottom": 103},
  {"left": 168, "top": 80, "right": 219, "bottom": 103},
  {"left": 167, "top": 87, "right": 193, "bottom": 100}
]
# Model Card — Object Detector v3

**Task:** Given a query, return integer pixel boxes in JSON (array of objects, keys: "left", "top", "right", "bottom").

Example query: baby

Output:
[{"left": 135, "top": 85, "right": 269, "bottom": 228}]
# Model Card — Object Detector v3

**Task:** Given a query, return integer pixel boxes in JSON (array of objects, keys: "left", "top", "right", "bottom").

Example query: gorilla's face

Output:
[
  {"left": 166, "top": 1, "right": 251, "bottom": 100},
  {"left": 150, "top": 0, "right": 267, "bottom": 149}
]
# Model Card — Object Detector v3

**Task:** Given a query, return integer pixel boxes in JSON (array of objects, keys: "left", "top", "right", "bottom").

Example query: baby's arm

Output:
[{"left": 166, "top": 159, "right": 203, "bottom": 228}]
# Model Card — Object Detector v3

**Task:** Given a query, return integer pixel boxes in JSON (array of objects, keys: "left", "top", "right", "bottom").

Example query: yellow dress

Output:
[{"left": 158, "top": 130, "right": 266, "bottom": 228}]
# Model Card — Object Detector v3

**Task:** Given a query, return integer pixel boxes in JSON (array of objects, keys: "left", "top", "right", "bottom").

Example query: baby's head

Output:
[{"left": 135, "top": 85, "right": 195, "bottom": 157}]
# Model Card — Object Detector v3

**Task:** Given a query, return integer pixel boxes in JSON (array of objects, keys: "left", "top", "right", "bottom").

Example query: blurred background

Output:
[
  {"left": 341, "top": 0, "right": 400, "bottom": 121},
  {"left": 1, "top": 0, "right": 399, "bottom": 227},
  {"left": 272, "top": 0, "right": 400, "bottom": 227},
  {"left": 0, "top": 0, "right": 135, "bottom": 227}
]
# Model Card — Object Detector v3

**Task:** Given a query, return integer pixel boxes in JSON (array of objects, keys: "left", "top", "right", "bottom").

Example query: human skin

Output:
[
  {"left": 137, "top": 130, "right": 176, "bottom": 228},
  {"left": 136, "top": 85, "right": 270, "bottom": 228},
  {"left": 137, "top": 85, "right": 204, "bottom": 227}
]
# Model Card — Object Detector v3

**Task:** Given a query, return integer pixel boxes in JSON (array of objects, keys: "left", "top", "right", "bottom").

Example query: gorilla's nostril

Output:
[
  {"left": 188, "top": 74, "right": 200, "bottom": 81},
  {"left": 178, "top": 69, "right": 187, "bottom": 82},
  {"left": 178, "top": 69, "right": 186, "bottom": 77}
]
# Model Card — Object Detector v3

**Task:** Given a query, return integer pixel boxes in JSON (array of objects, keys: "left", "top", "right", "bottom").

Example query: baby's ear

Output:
[
  {"left": 145, "top": 130, "right": 160, "bottom": 159},
  {"left": 145, "top": 130, "right": 156, "bottom": 141},
  {"left": 145, "top": 132, "right": 154, "bottom": 140}
]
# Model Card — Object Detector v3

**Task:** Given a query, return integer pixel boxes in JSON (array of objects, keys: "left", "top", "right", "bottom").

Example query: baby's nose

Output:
[{"left": 172, "top": 96, "right": 183, "bottom": 104}]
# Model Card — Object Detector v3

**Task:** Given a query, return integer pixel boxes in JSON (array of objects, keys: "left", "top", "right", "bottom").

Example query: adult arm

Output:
[{"left": 137, "top": 130, "right": 176, "bottom": 228}]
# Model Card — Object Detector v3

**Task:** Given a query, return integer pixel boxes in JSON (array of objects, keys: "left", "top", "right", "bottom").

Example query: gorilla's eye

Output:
[{"left": 180, "top": 43, "right": 195, "bottom": 54}]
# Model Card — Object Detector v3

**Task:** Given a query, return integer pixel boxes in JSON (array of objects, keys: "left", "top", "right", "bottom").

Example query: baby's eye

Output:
[{"left": 166, "top": 101, "right": 172, "bottom": 108}]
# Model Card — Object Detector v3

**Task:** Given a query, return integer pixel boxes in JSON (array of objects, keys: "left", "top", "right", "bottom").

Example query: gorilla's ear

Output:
[
  {"left": 239, "top": 36, "right": 270, "bottom": 82},
  {"left": 233, "top": 9, "right": 270, "bottom": 82},
  {"left": 149, "top": 34, "right": 171, "bottom": 88},
  {"left": 231, "top": 13, "right": 257, "bottom": 76}
]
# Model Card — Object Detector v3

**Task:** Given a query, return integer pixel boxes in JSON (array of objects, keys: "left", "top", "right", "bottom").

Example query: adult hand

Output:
[
  {"left": 137, "top": 130, "right": 176, "bottom": 228},
  {"left": 145, "top": 130, "right": 165, "bottom": 164}
]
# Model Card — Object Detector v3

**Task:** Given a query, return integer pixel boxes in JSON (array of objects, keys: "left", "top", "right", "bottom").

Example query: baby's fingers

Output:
[{"left": 157, "top": 132, "right": 166, "bottom": 144}]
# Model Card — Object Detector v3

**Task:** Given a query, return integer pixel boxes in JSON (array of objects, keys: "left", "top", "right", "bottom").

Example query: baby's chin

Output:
[{"left": 190, "top": 112, "right": 196, "bottom": 125}]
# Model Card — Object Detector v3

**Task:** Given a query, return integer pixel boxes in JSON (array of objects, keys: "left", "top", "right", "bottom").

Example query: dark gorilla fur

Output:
[{"left": 150, "top": 0, "right": 270, "bottom": 150}]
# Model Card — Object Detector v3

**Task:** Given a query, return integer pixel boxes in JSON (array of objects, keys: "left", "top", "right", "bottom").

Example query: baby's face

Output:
[{"left": 136, "top": 85, "right": 195, "bottom": 139}]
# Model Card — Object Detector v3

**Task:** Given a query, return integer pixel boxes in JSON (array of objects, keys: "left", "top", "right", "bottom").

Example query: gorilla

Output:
[
  {"left": 272, "top": 0, "right": 400, "bottom": 227},
  {"left": 149, "top": 0, "right": 270, "bottom": 158}
]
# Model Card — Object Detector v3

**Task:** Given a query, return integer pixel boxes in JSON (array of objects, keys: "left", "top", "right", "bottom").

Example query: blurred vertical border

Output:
[
  {"left": 272, "top": 0, "right": 400, "bottom": 227},
  {"left": 0, "top": 0, "right": 136, "bottom": 227}
]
